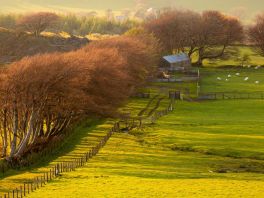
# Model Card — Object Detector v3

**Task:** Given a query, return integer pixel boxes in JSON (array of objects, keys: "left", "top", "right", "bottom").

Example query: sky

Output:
[{"left": 0, "top": 0, "right": 263, "bottom": 23}]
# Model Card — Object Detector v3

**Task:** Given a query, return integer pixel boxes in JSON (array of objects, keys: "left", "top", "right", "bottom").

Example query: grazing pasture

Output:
[
  {"left": 192, "top": 46, "right": 264, "bottom": 67},
  {"left": 200, "top": 67, "right": 264, "bottom": 93},
  {"left": 1, "top": 77, "right": 264, "bottom": 197},
  {"left": 1, "top": 54, "right": 264, "bottom": 197},
  {"left": 16, "top": 58, "right": 264, "bottom": 197},
  {"left": 25, "top": 99, "right": 264, "bottom": 198},
  {"left": 1, "top": 4, "right": 264, "bottom": 197}
]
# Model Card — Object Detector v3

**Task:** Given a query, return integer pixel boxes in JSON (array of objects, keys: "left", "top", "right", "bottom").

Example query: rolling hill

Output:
[{"left": 0, "top": 0, "right": 263, "bottom": 23}]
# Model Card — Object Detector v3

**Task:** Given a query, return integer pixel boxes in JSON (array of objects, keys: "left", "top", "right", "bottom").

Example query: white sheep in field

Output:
[
  {"left": 244, "top": 77, "right": 249, "bottom": 81},
  {"left": 163, "top": 72, "right": 170, "bottom": 79},
  {"left": 217, "top": 77, "right": 222, "bottom": 80},
  {"left": 228, "top": 74, "right": 232, "bottom": 78},
  {"left": 255, "top": 81, "right": 260, "bottom": 84},
  {"left": 225, "top": 78, "right": 229, "bottom": 82},
  {"left": 235, "top": 73, "right": 240, "bottom": 76}
]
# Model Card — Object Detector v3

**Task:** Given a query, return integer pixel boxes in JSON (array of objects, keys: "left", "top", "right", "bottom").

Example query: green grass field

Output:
[
  {"left": 192, "top": 46, "right": 264, "bottom": 67},
  {"left": 200, "top": 67, "right": 264, "bottom": 93},
  {"left": 25, "top": 100, "right": 264, "bottom": 198},
  {"left": 0, "top": 119, "right": 114, "bottom": 194},
  {"left": 1, "top": 46, "right": 264, "bottom": 197}
]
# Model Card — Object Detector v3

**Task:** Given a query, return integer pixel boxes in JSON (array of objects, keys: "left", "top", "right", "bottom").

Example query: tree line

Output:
[
  {"left": 2, "top": 10, "right": 264, "bottom": 64},
  {"left": 144, "top": 9, "right": 264, "bottom": 66},
  {"left": 0, "top": 13, "right": 139, "bottom": 36},
  {"left": 144, "top": 9, "right": 243, "bottom": 66},
  {"left": 0, "top": 34, "right": 159, "bottom": 164}
]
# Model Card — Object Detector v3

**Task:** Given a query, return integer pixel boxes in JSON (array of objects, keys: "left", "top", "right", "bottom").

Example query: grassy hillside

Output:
[
  {"left": 0, "top": 44, "right": 264, "bottom": 197},
  {"left": 200, "top": 67, "right": 264, "bottom": 93},
  {"left": 0, "top": 28, "right": 88, "bottom": 65},
  {"left": 0, "top": 119, "right": 114, "bottom": 194},
  {"left": 3, "top": 73, "right": 261, "bottom": 197},
  {"left": 0, "top": 95, "right": 169, "bottom": 195},
  {"left": 1, "top": 83, "right": 263, "bottom": 197},
  {"left": 192, "top": 46, "right": 264, "bottom": 67},
  {"left": 25, "top": 99, "right": 264, "bottom": 198}
]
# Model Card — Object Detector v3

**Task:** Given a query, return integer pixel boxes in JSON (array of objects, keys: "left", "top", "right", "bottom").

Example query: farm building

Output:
[
  {"left": 156, "top": 53, "right": 199, "bottom": 83},
  {"left": 161, "top": 53, "right": 191, "bottom": 71}
]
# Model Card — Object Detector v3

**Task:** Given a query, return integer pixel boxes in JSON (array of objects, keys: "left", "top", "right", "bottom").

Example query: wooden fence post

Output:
[
  {"left": 23, "top": 183, "right": 25, "bottom": 196},
  {"left": 43, "top": 176, "right": 45, "bottom": 185},
  {"left": 20, "top": 186, "right": 22, "bottom": 198},
  {"left": 56, "top": 164, "right": 60, "bottom": 175},
  {"left": 36, "top": 177, "right": 39, "bottom": 189}
]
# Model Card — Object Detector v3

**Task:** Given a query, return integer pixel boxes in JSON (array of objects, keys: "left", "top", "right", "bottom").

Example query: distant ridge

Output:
[{"left": 0, "top": 0, "right": 262, "bottom": 23}]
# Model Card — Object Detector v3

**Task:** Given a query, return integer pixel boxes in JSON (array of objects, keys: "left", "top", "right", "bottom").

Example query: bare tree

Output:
[
  {"left": 196, "top": 11, "right": 244, "bottom": 65},
  {"left": 145, "top": 10, "right": 201, "bottom": 55},
  {"left": 17, "top": 12, "right": 59, "bottom": 36},
  {"left": 145, "top": 9, "right": 244, "bottom": 66},
  {"left": 248, "top": 13, "right": 264, "bottom": 55}
]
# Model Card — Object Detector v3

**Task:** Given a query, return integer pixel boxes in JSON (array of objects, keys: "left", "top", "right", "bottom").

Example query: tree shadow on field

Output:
[
  {"left": 0, "top": 118, "right": 109, "bottom": 180},
  {"left": 85, "top": 133, "right": 264, "bottom": 181}
]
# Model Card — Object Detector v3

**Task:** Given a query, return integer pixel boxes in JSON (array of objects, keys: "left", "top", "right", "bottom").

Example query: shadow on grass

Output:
[
  {"left": 0, "top": 118, "right": 107, "bottom": 180},
  {"left": 78, "top": 133, "right": 264, "bottom": 181}
]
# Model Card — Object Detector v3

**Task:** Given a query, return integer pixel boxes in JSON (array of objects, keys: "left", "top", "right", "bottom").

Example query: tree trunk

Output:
[
  {"left": 1, "top": 109, "right": 8, "bottom": 157},
  {"left": 14, "top": 106, "right": 37, "bottom": 158},
  {"left": 196, "top": 45, "right": 227, "bottom": 66},
  {"left": 196, "top": 47, "right": 204, "bottom": 66},
  {"left": 9, "top": 105, "right": 18, "bottom": 158}
]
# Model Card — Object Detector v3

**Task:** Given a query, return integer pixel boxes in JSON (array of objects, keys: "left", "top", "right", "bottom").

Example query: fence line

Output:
[
  {"left": 118, "top": 98, "right": 175, "bottom": 130},
  {"left": 198, "top": 92, "right": 264, "bottom": 100},
  {"left": 0, "top": 98, "right": 175, "bottom": 198}
]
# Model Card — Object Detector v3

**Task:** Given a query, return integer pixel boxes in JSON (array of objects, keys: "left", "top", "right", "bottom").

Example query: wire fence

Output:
[
  {"left": 0, "top": 98, "right": 175, "bottom": 198},
  {"left": 198, "top": 92, "right": 264, "bottom": 100}
]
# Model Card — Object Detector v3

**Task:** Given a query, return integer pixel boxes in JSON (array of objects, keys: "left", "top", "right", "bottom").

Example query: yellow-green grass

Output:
[
  {"left": 200, "top": 67, "right": 264, "bottom": 93},
  {"left": 1, "top": 97, "right": 264, "bottom": 197},
  {"left": 147, "top": 82, "right": 198, "bottom": 98},
  {"left": 120, "top": 94, "right": 171, "bottom": 118},
  {"left": 191, "top": 46, "right": 264, "bottom": 67},
  {"left": 119, "top": 98, "right": 150, "bottom": 117},
  {"left": 0, "top": 97, "right": 159, "bottom": 195},
  {"left": 1, "top": 64, "right": 264, "bottom": 197},
  {"left": 0, "top": 119, "right": 114, "bottom": 194},
  {"left": 27, "top": 122, "right": 264, "bottom": 198},
  {"left": 142, "top": 100, "right": 264, "bottom": 161},
  {"left": 20, "top": 99, "right": 264, "bottom": 198}
]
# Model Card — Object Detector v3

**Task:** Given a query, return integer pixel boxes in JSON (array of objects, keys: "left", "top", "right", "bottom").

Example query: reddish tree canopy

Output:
[
  {"left": 0, "top": 35, "right": 160, "bottom": 161},
  {"left": 145, "top": 9, "right": 244, "bottom": 65}
]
